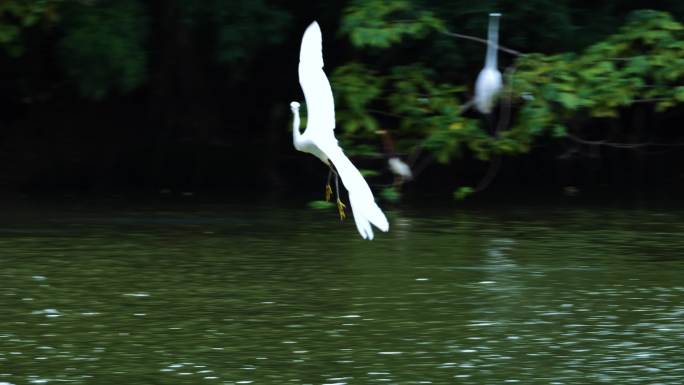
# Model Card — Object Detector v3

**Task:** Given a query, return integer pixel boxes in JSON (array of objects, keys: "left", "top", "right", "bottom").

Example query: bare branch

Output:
[
  {"left": 440, "top": 30, "right": 523, "bottom": 56},
  {"left": 566, "top": 133, "right": 684, "bottom": 149}
]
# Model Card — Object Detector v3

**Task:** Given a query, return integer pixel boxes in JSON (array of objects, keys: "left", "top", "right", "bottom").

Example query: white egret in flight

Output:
[
  {"left": 290, "top": 21, "right": 389, "bottom": 240},
  {"left": 474, "top": 13, "right": 503, "bottom": 114}
]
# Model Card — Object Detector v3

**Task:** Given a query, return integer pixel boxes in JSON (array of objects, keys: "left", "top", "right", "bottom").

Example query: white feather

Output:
[
  {"left": 298, "top": 22, "right": 336, "bottom": 137},
  {"left": 474, "top": 13, "right": 503, "bottom": 114},
  {"left": 317, "top": 140, "right": 389, "bottom": 240},
  {"left": 388, "top": 157, "right": 413, "bottom": 180},
  {"left": 290, "top": 21, "right": 389, "bottom": 240}
]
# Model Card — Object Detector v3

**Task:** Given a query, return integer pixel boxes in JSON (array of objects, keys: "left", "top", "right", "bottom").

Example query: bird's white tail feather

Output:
[
  {"left": 350, "top": 191, "right": 389, "bottom": 240},
  {"left": 318, "top": 140, "right": 388, "bottom": 239}
]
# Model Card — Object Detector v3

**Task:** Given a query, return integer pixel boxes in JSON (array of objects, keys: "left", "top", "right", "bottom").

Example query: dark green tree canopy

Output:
[{"left": 0, "top": 0, "right": 682, "bottom": 196}]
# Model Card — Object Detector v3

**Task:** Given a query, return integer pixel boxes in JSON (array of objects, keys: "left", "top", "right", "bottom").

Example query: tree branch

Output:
[
  {"left": 440, "top": 30, "right": 523, "bottom": 56},
  {"left": 566, "top": 133, "right": 684, "bottom": 149}
]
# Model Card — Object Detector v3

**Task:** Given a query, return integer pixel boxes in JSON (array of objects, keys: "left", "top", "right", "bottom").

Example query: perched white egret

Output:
[
  {"left": 377, "top": 129, "right": 413, "bottom": 181},
  {"left": 474, "top": 13, "right": 503, "bottom": 114},
  {"left": 388, "top": 157, "right": 413, "bottom": 181},
  {"left": 290, "top": 21, "right": 389, "bottom": 240}
]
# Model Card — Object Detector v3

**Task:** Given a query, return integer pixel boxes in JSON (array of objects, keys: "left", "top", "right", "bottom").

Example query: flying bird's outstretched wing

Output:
[{"left": 298, "top": 22, "right": 336, "bottom": 136}]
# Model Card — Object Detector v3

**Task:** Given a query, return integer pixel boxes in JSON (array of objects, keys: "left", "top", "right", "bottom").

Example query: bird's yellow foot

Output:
[
  {"left": 325, "top": 184, "right": 333, "bottom": 202},
  {"left": 336, "top": 198, "right": 346, "bottom": 220}
]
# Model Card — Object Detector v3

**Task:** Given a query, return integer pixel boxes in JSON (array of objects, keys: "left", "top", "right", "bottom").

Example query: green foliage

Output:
[
  {"left": 676, "top": 86, "right": 684, "bottom": 102},
  {"left": 454, "top": 186, "right": 474, "bottom": 200},
  {"left": 331, "top": 63, "right": 384, "bottom": 135},
  {"left": 335, "top": 7, "right": 684, "bottom": 178},
  {"left": 359, "top": 169, "right": 380, "bottom": 178},
  {"left": 381, "top": 186, "right": 401, "bottom": 203},
  {"left": 341, "top": 0, "right": 443, "bottom": 48},
  {"left": 59, "top": 0, "right": 147, "bottom": 99},
  {"left": 344, "top": 143, "right": 382, "bottom": 158},
  {"left": 178, "top": 0, "right": 291, "bottom": 64},
  {"left": 511, "top": 10, "right": 684, "bottom": 140},
  {"left": 308, "top": 200, "right": 335, "bottom": 210},
  {"left": 0, "top": 0, "right": 60, "bottom": 56},
  {"left": 385, "top": 65, "right": 489, "bottom": 160},
  {"left": 332, "top": 60, "right": 495, "bottom": 162}
]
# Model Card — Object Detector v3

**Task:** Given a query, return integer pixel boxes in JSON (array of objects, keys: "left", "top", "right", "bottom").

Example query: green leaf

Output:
[
  {"left": 359, "top": 169, "right": 380, "bottom": 177},
  {"left": 675, "top": 86, "right": 684, "bottom": 102},
  {"left": 557, "top": 92, "right": 581, "bottom": 109},
  {"left": 552, "top": 125, "right": 567, "bottom": 138},
  {"left": 341, "top": 0, "right": 440, "bottom": 48},
  {"left": 335, "top": 5, "right": 684, "bottom": 195},
  {"left": 308, "top": 200, "right": 334, "bottom": 210},
  {"left": 381, "top": 186, "right": 401, "bottom": 203},
  {"left": 454, "top": 187, "right": 474, "bottom": 200}
]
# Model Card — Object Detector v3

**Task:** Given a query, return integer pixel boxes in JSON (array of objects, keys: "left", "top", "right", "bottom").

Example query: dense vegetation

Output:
[{"left": 1, "top": 0, "right": 683, "bottom": 200}]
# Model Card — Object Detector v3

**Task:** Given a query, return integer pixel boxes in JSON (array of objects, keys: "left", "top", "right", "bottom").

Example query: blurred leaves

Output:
[
  {"left": 0, "top": 0, "right": 60, "bottom": 56},
  {"left": 381, "top": 186, "right": 401, "bottom": 202},
  {"left": 332, "top": 63, "right": 384, "bottom": 135},
  {"left": 511, "top": 9, "right": 684, "bottom": 140},
  {"left": 341, "top": 0, "right": 443, "bottom": 48},
  {"left": 454, "top": 186, "right": 474, "bottom": 200},
  {"left": 4, "top": 0, "right": 291, "bottom": 99},
  {"left": 59, "top": 0, "right": 147, "bottom": 99},
  {"left": 359, "top": 169, "right": 380, "bottom": 177},
  {"left": 335, "top": 6, "right": 684, "bottom": 176},
  {"left": 177, "top": 0, "right": 291, "bottom": 64},
  {"left": 308, "top": 200, "right": 335, "bottom": 210},
  {"left": 1, "top": 0, "right": 684, "bottom": 198}
]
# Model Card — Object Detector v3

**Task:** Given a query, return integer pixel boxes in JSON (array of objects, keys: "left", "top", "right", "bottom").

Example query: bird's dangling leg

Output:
[
  {"left": 336, "top": 198, "right": 347, "bottom": 220},
  {"left": 334, "top": 169, "right": 346, "bottom": 220},
  {"left": 325, "top": 167, "right": 334, "bottom": 202}
]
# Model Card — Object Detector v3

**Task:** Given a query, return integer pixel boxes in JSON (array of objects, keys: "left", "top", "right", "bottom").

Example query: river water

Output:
[{"left": 1, "top": 201, "right": 683, "bottom": 384}]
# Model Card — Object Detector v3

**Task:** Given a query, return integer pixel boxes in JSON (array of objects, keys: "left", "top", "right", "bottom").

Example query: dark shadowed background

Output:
[{"left": 1, "top": 0, "right": 683, "bottom": 203}]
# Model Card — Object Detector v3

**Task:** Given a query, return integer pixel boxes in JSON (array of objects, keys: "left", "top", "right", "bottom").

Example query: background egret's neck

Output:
[
  {"left": 485, "top": 13, "right": 501, "bottom": 69},
  {"left": 291, "top": 109, "right": 302, "bottom": 149}
]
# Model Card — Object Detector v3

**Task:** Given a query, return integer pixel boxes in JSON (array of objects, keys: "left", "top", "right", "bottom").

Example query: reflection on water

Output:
[{"left": 1, "top": 203, "right": 683, "bottom": 384}]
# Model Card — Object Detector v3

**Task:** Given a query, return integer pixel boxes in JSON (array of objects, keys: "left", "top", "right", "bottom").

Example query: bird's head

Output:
[{"left": 290, "top": 101, "right": 300, "bottom": 113}]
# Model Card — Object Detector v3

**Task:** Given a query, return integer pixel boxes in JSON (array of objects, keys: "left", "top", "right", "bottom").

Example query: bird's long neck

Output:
[
  {"left": 291, "top": 108, "right": 302, "bottom": 150},
  {"left": 485, "top": 13, "right": 501, "bottom": 69}
]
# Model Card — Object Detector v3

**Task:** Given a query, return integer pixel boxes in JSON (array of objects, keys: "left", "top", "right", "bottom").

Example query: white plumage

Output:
[
  {"left": 290, "top": 21, "right": 389, "bottom": 240},
  {"left": 388, "top": 157, "right": 413, "bottom": 180},
  {"left": 474, "top": 13, "right": 503, "bottom": 114}
]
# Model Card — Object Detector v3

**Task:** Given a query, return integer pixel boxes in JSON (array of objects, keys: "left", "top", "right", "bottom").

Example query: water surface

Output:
[{"left": 1, "top": 202, "right": 683, "bottom": 384}]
